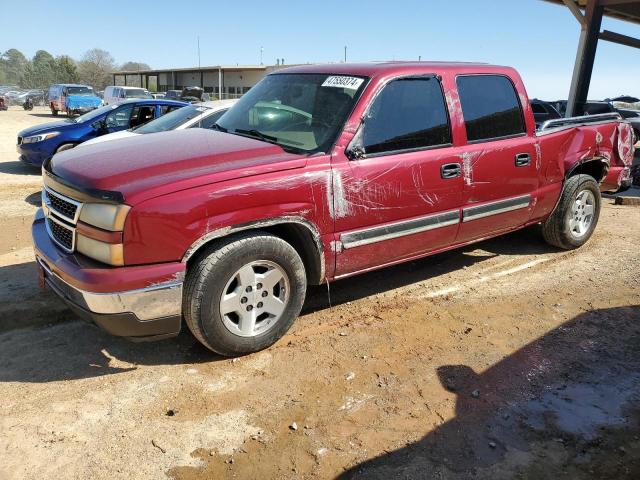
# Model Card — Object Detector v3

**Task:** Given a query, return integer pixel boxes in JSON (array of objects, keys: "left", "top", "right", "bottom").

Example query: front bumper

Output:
[
  {"left": 32, "top": 210, "right": 184, "bottom": 340},
  {"left": 17, "top": 141, "right": 52, "bottom": 167}
]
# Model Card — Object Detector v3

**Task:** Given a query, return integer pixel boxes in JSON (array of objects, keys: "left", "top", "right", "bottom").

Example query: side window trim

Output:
[
  {"left": 347, "top": 74, "right": 453, "bottom": 160},
  {"left": 455, "top": 73, "right": 526, "bottom": 144}
]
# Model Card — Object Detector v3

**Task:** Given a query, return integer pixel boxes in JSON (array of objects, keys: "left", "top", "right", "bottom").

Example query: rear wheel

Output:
[
  {"left": 51, "top": 107, "right": 58, "bottom": 116},
  {"left": 184, "top": 232, "right": 307, "bottom": 356},
  {"left": 542, "top": 174, "right": 601, "bottom": 249}
]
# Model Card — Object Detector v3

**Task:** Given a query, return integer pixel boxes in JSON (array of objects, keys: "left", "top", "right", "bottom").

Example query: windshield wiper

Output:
[
  {"left": 233, "top": 128, "right": 279, "bottom": 143},
  {"left": 211, "top": 122, "right": 227, "bottom": 132}
]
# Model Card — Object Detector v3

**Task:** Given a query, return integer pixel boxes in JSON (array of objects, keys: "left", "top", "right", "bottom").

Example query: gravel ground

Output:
[{"left": 0, "top": 107, "right": 639, "bottom": 479}]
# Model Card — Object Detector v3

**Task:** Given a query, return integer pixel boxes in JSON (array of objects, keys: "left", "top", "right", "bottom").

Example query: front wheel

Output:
[
  {"left": 542, "top": 174, "right": 601, "bottom": 249},
  {"left": 55, "top": 143, "right": 75, "bottom": 154},
  {"left": 51, "top": 108, "right": 58, "bottom": 116},
  {"left": 183, "top": 232, "right": 307, "bottom": 356}
]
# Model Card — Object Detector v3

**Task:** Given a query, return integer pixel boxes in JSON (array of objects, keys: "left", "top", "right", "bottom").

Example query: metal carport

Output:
[{"left": 544, "top": 0, "right": 640, "bottom": 116}]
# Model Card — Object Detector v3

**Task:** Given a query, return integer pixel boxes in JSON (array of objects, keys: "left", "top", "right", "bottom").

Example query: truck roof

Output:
[{"left": 275, "top": 61, "right": 516, "bottom": 79}]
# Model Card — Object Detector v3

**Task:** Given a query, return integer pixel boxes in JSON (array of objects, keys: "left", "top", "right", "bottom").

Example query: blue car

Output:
[{"left": 17, "top": 99, "right": 188, "bottom": 167}]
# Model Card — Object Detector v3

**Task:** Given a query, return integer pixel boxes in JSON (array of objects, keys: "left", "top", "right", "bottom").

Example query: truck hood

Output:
[{"left": 49, "top": 129, "right": 307, "bottom": 204}]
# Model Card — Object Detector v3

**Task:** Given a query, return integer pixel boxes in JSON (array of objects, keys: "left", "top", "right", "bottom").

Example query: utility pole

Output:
[
  {"left": 260, "top": 46, "right": 264, "bottom": 65},
  {"left": 344, "top": 46, "right": 347, "bottom": 62},
  {"left": 197, "top": 36, "right": 201, "bottom": 69}
]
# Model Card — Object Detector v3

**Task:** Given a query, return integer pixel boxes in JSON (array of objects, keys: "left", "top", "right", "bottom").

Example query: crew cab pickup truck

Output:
[{"left": 32, "top": 62, "right": 635, "bottom": 356}]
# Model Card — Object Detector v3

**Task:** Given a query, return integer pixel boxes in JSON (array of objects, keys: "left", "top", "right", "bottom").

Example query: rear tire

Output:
[
  {"left": 542, "top": 174, "right": 601, "bottom": 249},
  {"left": 51, "top": 107, "right": 58, "bottom": 116},
  {"left": 183, "top": 232, "right": 307, "bottom": 356}
]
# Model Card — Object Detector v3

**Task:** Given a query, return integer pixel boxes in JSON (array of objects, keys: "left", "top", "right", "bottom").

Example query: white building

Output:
[{"left": 111, "top": 64, "right": 288, "bottom": 98}]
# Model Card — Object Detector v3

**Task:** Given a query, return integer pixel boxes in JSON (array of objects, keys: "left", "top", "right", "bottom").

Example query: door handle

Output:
[
  {"left": 441, "top": 163, "right": 461, "bottom": 179},
  {"left": 515, "top": 153, "right": 531, "bottom": 167}
]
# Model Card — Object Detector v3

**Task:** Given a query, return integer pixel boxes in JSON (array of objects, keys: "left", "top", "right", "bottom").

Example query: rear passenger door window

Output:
[
  {"left": 360, "top": 76, "right": 451, "bottom": 156},
  {"left": 456, "top": 75, "right": 525, "bottom": 142}
]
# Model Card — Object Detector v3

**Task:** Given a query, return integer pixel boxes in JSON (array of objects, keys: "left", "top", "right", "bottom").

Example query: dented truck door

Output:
[
  {"left": 331, "top": 75, "right": 463, "bottom": 278},
  {"left": 453, "top": 74, "right": 539, "bottom": 242}
]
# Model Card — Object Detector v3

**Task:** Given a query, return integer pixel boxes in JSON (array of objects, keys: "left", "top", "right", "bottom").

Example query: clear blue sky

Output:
[{"left": 2, "top": 0, "right": 639, "bottom": 99}]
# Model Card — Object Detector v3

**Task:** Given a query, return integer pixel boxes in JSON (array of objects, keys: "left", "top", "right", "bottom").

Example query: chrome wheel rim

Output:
[
  {"left": 219, "top": 260, "right": 290, "bottom": 337},
  {"left": 569, "top": 189, "right": 596, "bottom": 238}
]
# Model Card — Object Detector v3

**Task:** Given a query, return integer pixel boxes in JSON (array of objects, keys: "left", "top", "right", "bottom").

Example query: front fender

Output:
[{"left": 122, "top": 168, "right": 334, "bottom": 268}]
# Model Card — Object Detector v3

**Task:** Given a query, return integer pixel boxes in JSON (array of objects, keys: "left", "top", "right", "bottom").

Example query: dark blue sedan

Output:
[{"left": 17, "top": 99, "right": 188, "bottom": 167}]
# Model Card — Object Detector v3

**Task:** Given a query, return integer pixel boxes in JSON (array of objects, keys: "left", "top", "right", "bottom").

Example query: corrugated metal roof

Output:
[
  {"left": 113, "top": 65, "right": 270, "bottom": 75},
  {"left": 544, "top": 0, "right": 640, "bottom": 24}
]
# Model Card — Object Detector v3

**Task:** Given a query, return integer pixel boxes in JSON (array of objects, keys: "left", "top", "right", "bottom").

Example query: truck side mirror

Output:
[{"left": 92, "top": 119, "right": 105, "bottom": 131}]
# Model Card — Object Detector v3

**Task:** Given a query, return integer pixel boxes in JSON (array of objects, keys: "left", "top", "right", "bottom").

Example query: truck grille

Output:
[
  {"left": 44, "top": 187, "right": 81, "bottom": 224},
  {"left": 42, "top": 187, "right": 82, "bottom": 253},
  {"left": 47, "top": 217, "right": 74, "bottom": 251}
]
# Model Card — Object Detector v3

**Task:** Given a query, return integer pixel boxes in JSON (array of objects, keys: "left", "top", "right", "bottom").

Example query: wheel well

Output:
[
  {"left": 186, "top": 223, "right": 324, "bottom": 285},
  {"left": 567, "top": 159, "right": 607, "bottom": 183}
]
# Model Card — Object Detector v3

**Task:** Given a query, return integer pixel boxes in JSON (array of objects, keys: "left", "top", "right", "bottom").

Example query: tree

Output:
[
  {"left": 55, "top": 55, "right": 79, "bottom": 84},
  {"left": 0, "top": 48, "right": 28, "bottom": 85},
  {"left": 120, "top": 61, "right": 151, "bottom": 72},
  {"left": 77, "top": 48, "right": 116, "bottom": 90},
  {"left": 21, "top": 50, "right": 57, "bottom": 88}
]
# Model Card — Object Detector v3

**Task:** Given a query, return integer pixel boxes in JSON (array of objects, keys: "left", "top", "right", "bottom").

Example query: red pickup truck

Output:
[{"left": 33, "top": 62, "right": 635, "bottom": 356}]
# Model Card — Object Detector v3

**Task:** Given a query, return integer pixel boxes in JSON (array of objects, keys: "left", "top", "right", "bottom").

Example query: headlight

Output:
[
  {"left": 76, "top": 203, "right": 131, "bottom": 266},
  {"left": 22, "top": 132, "right": 60, "bottom": 143},
  {"left": 79, "top": 203, "right": 131, "bottom": 231},
  {"left": 76, "top": 234, "right": 124, "bottom": 266}
]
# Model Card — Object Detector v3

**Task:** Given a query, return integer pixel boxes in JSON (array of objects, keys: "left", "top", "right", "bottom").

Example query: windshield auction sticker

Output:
[{"left": 321, "top": 76, "right": 364, "bottom": 90}]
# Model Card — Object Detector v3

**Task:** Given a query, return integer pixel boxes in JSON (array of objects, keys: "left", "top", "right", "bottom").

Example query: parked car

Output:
[
  {"left": 530, "top": 99, "right": 561, "bottom": 128},
  {"left": 103, "top": 86, "right": 154, "bottom": 105},
  {"left": 17, "top": 99, "right": 187, "bottom": 167},
  {"left": 180, "top": 86, "right": 211, "bottom": 103},
  {"left": 607, "top": 95, "right": 639, "bottom": 104},
  {"left": 48, "top": 84, "right": 102, "bottom": 117},
  {"left": 164, "top": 90, "right": 182, "bottom": 101},
  {"left": 152, "top": 93, "right": 165, "bottom": 99},
  {"left": 32, "top": 62, "right": 634, "bottom": 356},
  {"left": 79, "top": 99, "right": 237, "bottom": 148}
]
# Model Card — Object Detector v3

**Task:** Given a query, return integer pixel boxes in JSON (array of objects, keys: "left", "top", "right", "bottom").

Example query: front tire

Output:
[
  {"left": 542, "top": 174, "right": 601, "bottom": 249},
  {"left": 55, "top": 143, "right": 75, "bottom": 154},
  {"left": 184, "top": 232, "right": 307, "bottom": 356}
]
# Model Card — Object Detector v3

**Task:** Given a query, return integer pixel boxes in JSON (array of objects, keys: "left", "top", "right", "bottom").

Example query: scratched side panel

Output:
[
  {"left": 123, "top": 156, "right": 333, "bottom": 268},
  {"left": 331, "top": 149, "right": 463, "bottom": 276}
]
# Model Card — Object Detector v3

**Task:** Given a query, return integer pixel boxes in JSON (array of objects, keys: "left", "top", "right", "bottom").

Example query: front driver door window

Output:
[
  {"left": 105, "top": 104, "right": 134, "bottom": 132},
  {"left": 333, "top": 75, "right": 463, "bottom": 276}
]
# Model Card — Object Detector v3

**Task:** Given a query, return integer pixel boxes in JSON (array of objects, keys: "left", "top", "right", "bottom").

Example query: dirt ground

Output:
[{"left": 0, "top": 107, "right": 639, "bottom": 479}]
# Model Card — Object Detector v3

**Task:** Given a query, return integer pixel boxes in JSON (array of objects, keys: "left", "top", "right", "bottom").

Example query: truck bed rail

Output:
[{"left": 538, "top": 112, "right": 623, "bottom": 133}]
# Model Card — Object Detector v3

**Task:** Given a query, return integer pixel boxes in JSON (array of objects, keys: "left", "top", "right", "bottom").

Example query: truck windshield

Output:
[
  {"left": 134, "top": 104, "right": 206, "bottom": 133},
  {"left": 66, "top": 86, "right": 94, "bottom": 96},
  {"left": 216, "top": 73, "right": 367, "bottom": 154},
  {"left": 124, "top": 89, "right": 153, "bottom": 99}
]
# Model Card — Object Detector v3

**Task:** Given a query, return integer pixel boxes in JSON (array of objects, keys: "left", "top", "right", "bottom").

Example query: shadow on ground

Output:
[
  {"left": 0, "top": 226, "right": 558, "bottom": 384},
  {"left": 27, "top": 113, "right": 57, "bottom": 119},
  {"left": 304, "top": 225, "right": 556, "bottom": 312},
  {"left": 339, "top": 305, "right": 640, "bottom": 480},
  {"left": 0, "top": 160, "right": 39, "bottom": 176}
]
